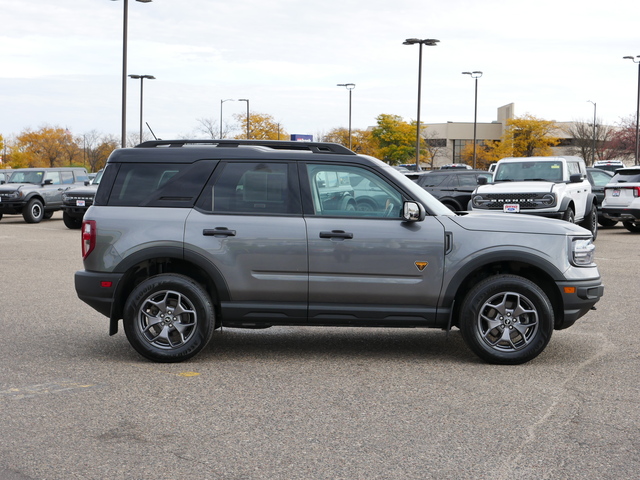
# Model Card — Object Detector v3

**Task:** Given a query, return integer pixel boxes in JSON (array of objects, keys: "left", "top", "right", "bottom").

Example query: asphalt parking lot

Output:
[{"left": 1, "top": 212, "right": 639, "bottom": 480}]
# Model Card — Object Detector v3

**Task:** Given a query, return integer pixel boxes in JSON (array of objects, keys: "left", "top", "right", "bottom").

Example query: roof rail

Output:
[{"left": 135, "top": 139, "right": 356, "bottom": 155}]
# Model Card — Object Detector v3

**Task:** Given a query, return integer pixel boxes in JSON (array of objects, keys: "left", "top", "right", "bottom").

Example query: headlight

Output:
[
  {"left": 472, "top": 195, "right": 489, "bottom": 208},
  {"left": 571, "top": 238, "right": 595, "bottom": 266},
  {"left": 540, "top": 193, "right": 556, "bottom": 206}
]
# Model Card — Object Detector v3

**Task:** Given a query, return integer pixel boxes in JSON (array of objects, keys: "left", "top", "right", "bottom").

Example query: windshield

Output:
[
  {"left": 92, "top": 170, "right": 104, "bottom": 185},
  {"left": 494, "top": 161, "right": 563, "bottom": 182},
  {"left": 8, "top": 171, "right": 44, "bottom": 184}
]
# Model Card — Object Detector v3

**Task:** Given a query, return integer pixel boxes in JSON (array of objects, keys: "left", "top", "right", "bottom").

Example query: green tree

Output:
[
  {"left": 233, "top": 112, "right": 287, "bottom": 140},
  {"left": 371, "top": 114, "right": 416, "bottom": 165}
]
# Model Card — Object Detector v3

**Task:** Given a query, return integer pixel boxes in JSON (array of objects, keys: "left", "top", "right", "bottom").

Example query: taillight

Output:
[
  {"left": 633, "top": 187, "right": 640, "bottom": 198},
  {"left": 82, "top": 220, "right": 96, "bottom": 259}
]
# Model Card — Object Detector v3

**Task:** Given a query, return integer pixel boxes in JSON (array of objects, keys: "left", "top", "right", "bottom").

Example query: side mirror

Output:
[
  {"left": 569, "top": 173, "right": 583, "bottom": 183},
  {"left": 403, "top": 201, "right": 426, "bottom": 222},
  {"left": 43, "top": 179, "right": 53, "bottom": 185},
  {"left": 477, "top": 176, "right": 488, "bottom": 186}
]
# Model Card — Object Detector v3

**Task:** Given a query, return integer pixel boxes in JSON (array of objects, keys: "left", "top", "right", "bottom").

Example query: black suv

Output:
[
  {"left": 61, "top": 170, "right": 103, "bottom": 229},
  {"left": 75, "top": 140, "right": 603, "bottom": 365},
  {"left": 408, "top": 169, "right": 492, "bottom": 211}
]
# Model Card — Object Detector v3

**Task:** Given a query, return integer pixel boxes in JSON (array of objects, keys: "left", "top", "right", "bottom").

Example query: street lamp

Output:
[
  {"left": 129, "top": 74, "right": 155, "bottom": 143},
  {"left": 403, "top": 38, "right": 439, "bottom": 171},
  {"left": 588, "top": 100, "right": 597, "bottom": 164},
  {"left": 111, "top": 0, "right": 153, "bottom": 148},
  {"left": 462, "top": 71, "right": 482, "bottom": 169},
  {"left": 623, "top": 55, "right": 640, "bottom": 165},
  {"left": 337, "top": 83, "right": 355, "bottom": 150},
  {"left": 238, "top": 99, "right": 250, "bottom": 139},
  {"left": 220, "top": 99, "right": 234, "bottom": 138}
]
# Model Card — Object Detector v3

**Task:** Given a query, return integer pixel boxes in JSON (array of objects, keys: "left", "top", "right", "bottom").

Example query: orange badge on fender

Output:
[{"left": 415, "top": 261, "right": 428, "bottom": 271}]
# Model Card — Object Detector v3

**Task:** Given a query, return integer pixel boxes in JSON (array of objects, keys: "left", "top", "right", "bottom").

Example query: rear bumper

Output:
[
  {"left": 602, "top": 207, "right": 640, "bottom": 222},
  {"left": 75, "top": 270, "right": 123, "bottom": 320}
]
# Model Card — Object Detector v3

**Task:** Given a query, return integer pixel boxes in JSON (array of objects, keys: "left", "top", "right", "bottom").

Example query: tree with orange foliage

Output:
[{"left": 11, "top": 126, "right": 81, "bottom": 168}]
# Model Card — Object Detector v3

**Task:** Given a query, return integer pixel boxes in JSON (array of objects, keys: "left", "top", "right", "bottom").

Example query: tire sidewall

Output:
[
  {"left": 460, "top": 275, "right": 554, "bottom": 365},
  {"left": 24, "top": 198, "right": 44, "bottom": 223},
  {"left": 123, "top": 274, "right": 214, "bottom": 362}
]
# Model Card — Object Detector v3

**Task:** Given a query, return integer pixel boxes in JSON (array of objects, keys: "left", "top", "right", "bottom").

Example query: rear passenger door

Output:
[
  {"left": 42, "top": 170, "right": 65, "bottom": 207},
  {"left": 185, "top": 161, "right": 308, "bottom": 323}
]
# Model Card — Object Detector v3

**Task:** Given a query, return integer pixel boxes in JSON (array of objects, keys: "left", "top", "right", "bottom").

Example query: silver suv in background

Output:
[
  {"left": 601, "top": 167, "right": 640, "bottom": 232},
  {"left": 75, "top": 140, "right": 603, "bottom": 365},
  {"left": 0, "top": 167, "right": 89, "bottom": 223}
]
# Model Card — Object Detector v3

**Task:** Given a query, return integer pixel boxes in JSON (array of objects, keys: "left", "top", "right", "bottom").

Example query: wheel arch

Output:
[
  {"left": 109, "top": 247, "right": 229, "bottom": 334},
  {"left": 443, "top": 252, "right": 564, "bottom": 330}
]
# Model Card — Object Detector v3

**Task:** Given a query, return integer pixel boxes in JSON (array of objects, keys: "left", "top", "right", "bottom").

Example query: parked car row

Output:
[
  {"left": 406, "top": 158, "right": 627, "bottom": 236},
  {"left": 0, "top": 167, "right": 95, "bottom": 224}
]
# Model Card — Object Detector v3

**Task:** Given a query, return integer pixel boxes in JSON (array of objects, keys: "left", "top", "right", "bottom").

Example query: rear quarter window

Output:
[{"left": 101, "top": 160, "right": 218, "bottom": 207}]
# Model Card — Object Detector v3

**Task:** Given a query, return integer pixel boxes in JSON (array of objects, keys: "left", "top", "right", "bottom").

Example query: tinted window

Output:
[
  {"left": 418, "top": 174, "right": 448, "bottom": 187},
  {"left": 610, "top": 169, "right": 640, "bottom": 183},
  {"left": 107, "top": 161, "right": 216, "bottom": 207},
  {"left": 200, "top": 162, "right": 299, "bottom": 215}
]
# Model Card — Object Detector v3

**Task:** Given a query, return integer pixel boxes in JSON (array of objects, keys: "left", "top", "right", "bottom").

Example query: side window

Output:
[
  {"left": 567, "top": 162, "right": 582, "bottom": 177},
  {"left": 204, "top": 162, "right": 298, "bottom": 215},
  {"left": 106, "top": 160, "right": 216, "bottom": 208},
  {"left": 60, "top": 171, "right": 74, "bottom": 184},
  {"left": 44, "top": 171, "right": 61, "bottom": 185},
  {"left": 590, "top": 170, "right": 612, "bottom": 187},
  {"left": 307, "top": 164, "right": 403, "bottom": 217},
  {"left": 458, "top": 174, "right": 477, "bottom": 188}
]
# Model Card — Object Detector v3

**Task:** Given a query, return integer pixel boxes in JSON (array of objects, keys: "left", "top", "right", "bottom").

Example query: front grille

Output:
[{"left": 480, "top": 192, "right": 552, "bottom": 210}]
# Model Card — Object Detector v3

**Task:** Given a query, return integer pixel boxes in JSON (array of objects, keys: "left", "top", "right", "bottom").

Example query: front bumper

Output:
[{"left": 555, "top": 278, "right": 604, "bottom": 329}]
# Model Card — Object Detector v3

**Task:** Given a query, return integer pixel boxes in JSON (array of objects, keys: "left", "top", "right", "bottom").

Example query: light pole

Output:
[
  {"left": 220, "top": 99, "right": 234, "bottom": 138},
  {"left": 337, "top": 83, "right": 355, "bottom": 149},
  {"left": 238, "top": 99, "right": 250, "bottom": 139},
  {"left": 588, "top": 100, "right": 597, "bottom": 164},
  {"left": 129, "top": 74, "right": 155, "bottom": 143},
  {"left": 623, "top": 55, "right": 640, "bottom": 165},
  {"left": 462, "top": 71, "right": 482, "bottom": 169},
  {"left": 111, "top": 0, "right": 153, "bottom": 148},
  {"left": 403, "top": 38, "right": 439, "bottom": 171}
]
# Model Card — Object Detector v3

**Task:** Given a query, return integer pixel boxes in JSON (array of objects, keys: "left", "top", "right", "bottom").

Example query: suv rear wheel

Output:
[
  {"left": 459, "top": 275, "right": 554, "bottom": 365},
  {"left": 123, "top": 274, "right": 215, "bottom": 362},
  {"left": 580, "top": 203, "right": 598, "bottom": 240},
  {"left": 623, "top": 221, "right": 640, "bottom": 233}
]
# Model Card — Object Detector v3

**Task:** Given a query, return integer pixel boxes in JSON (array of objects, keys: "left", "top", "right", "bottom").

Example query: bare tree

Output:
[
  {"left": 563, "top": 119, "right": 614, "bottom": 165},
  {"left": 423, "top": 130, "right": 450, "bottom": 169}
]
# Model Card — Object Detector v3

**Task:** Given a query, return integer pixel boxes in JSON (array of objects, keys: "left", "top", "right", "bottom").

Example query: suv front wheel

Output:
[
  {"left": 23, "top": 198, "right": 44, "bottom": 223},
  {"left": 123, "top": 274, "right": 215, "bottom": 362},
  {"left": 459, "top": 275, "right": 554, "bottom": 365}
]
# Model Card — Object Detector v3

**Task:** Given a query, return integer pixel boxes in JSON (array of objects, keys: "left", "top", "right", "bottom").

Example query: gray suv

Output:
[
  {"left": 0, "top": 167, "right": 89, "bottom": 223},
  {"left": 75, "top": 140, "right": 604, "bottom": 365}
]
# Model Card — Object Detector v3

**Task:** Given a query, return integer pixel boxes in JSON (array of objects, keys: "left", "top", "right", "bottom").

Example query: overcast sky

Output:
[{"left": 1, "top": 0, "right": 639, "bottom": 141}]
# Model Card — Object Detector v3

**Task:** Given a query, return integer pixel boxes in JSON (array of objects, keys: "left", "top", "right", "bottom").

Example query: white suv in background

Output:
[
  {"left": 470, "top": 156, "right": 598, "bottom": 238},
  {"left": 602, "top": 167, "right": 640, "bottom": 233}
]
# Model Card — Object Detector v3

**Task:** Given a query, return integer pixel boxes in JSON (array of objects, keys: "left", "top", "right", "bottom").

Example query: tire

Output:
[
  {"left": 63, "top": 211, "right": 82, "bottom": 229},
  {"left": 598, "top": 217, "right": 618, "bottom": 228},
  {"left": 623, "top": 221, "right": 640, "bottom": 233},
  {"left": 43, "top": 211, "right": 54, "bottom": 220},
  {"left": 561, "top": 208, "right": 575, "bottom": 223},
  {"left": 579, "top": 203, "right": 598, "bottom": 240},
  {"left": 123, "top": 274, "right": 215, "bottom": 362},
  {"left": 459, "top": 275, "right": 554, "bottom": 365},
  {"left": 23, "top": 198, "right": 44, "bottom": 223}
]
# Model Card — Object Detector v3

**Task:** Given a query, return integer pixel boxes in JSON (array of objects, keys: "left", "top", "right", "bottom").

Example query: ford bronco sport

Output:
[{"left": 75, "top": 140, "right": 604, "bottom": 365}]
